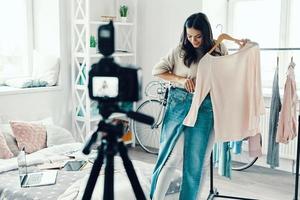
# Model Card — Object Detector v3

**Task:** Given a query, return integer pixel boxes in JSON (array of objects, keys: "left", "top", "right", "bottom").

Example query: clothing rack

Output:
[
  {"left": 228, "top": 47, "right": 300, "bottom": 51},
  {"left": 208, "top": 153, "right": 259, "bottom": 200},
  {"left": 295, "top": 115, "right": 300, "bottom": 200},
  {"left": 208, "top": 47, "right": 300, "bottom": 200}
]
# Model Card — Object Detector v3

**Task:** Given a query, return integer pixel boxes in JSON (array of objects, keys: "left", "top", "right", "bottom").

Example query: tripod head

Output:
[{"left": 82, "top": 102, "right": 154, "bottom": 155}]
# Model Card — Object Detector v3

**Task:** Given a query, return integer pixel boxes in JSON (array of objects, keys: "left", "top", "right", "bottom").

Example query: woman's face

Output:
[{"left": 186, "top": 27, "right": 203, "bottom": 48}]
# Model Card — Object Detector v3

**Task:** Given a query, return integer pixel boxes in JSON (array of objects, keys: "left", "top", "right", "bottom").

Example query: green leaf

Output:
[
  {"left": 119, "top": 5, "right": 128, "bottom": 17},
  {"left": 90, "top": 35, "right": 96, "bottom": 47}
]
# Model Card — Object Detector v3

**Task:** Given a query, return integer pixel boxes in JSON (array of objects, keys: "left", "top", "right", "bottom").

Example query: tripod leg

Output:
[
  {"left": 82, "top": 143, "right": 105, "bottom": 200},
  {"left": 104, "top": 140, "right": 115, "bottom": 200},
  {"left": 118, "top": 141, "right": 146, "bottom": 200}
]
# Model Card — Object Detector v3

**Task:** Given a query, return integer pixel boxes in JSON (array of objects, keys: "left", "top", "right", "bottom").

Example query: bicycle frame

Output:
[
  {"left": 151, "top": 101, "right": 166, "bottom": 129},
  {"left": 151, "top": 85, "right": 169, "bottom": 128}
]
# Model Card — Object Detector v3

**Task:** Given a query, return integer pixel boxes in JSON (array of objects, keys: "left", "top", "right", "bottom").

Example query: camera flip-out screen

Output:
[
  {"left": 92, "top": 76, "right": 119, "bottom": 98},
  {"left": 100, "top": 29, "right": 111, "bottom": 38}
]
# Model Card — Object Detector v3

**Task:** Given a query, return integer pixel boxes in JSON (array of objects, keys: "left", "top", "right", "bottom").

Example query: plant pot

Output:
[
  {"left": 89, "top": 47, "right": 97, "bottom": 54},
  {"left": 121, "top": 17, "right": 127, "bottom": 23}
]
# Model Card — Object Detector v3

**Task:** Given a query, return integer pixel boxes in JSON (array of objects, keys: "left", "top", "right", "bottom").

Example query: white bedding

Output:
[
  {"left": 0, "top": 143, "right": 83, "bottom": 173},
  {"left": 58, "top": 158, "right": 180, "bottom": 200},
  {"left": 58, "top": 158, "right": 152, "bottom": 200}
]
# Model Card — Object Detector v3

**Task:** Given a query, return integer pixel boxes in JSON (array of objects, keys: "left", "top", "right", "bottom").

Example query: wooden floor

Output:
[{"left": 128, "top": 146, "right": 296, "bottom": 200}]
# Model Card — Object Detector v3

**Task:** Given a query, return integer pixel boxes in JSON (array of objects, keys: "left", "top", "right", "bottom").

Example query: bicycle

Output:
[
  {"left": 133, "top": 80, "right": 260, "bottom": 171},
  {"left": 133, "top": 81, "right": 169, "bottom": 155}
]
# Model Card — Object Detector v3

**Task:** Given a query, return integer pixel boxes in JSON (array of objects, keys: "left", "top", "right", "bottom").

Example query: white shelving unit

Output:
[{"left": 71, "top": 0, "right": 137, "bottom": 142}]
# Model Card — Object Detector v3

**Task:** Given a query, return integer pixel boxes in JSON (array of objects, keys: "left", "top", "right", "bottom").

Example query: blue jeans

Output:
[{"left": 150, "top": 87, "right": 214, "bottom": 200}]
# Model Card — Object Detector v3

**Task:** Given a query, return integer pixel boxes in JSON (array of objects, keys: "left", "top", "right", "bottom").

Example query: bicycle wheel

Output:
[
  {"left": 231, "top": 137, "right": 261, "bottom": 171},
  {"left": 133, "top": 99, "right": 164, "bottom": 155}
]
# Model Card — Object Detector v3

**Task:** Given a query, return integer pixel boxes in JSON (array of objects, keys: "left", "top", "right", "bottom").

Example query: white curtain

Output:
[{"left": 0, "top": 0, "right": 29, "bottom": 79}]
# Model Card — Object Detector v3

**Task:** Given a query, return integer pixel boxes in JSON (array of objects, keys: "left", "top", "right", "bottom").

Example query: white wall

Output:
[
  {"left": 136, "top": 0, "right": 203, "bottom": 97},
  {"left": 0, "top": 0, "right": 72, "bottom": 130}
]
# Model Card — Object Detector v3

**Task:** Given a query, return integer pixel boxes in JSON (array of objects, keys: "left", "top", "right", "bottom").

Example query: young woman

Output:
[{"left": 150, "top": 12, "right": 228, "bottom": 200}]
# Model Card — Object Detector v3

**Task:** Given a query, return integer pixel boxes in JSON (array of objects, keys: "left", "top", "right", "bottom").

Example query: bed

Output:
[
  {"left": 0, "top": 122, "right": 180, "bottom": 200},
  {"left": 0, "top": 143, "right": 86, "bottom": 200}
]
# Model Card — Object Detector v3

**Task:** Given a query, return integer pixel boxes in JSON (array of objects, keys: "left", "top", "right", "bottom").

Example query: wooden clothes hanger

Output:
[
  {"left": 208, "top": 33, "right": 243, "bottom": 54},
  {"left": 289, "top": 56, "right": 296, "bottom": 69}
]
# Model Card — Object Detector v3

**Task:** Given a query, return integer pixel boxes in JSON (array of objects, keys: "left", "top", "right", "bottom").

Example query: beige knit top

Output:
[{"left": 152, "top": 43, "right": 228, "bottom": 87}]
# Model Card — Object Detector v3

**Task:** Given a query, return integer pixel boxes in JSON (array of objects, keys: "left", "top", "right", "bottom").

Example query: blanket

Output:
[
  {"left": 0, "top": 143, "right": 83, "bottom": 174},
  {"left": 58, "top": 158, "right": 180, "bottom": 200}
]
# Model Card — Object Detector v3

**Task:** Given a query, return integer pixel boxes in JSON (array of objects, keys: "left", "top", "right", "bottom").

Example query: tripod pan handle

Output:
[{"left": 127, "top": 111, "right": 154, "bottom": 125}]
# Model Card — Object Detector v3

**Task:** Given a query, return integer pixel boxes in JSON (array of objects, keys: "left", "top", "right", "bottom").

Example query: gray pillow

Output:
[
  {"left": 4, "top": 77, "right": 48, "bottom": 88},
  {"left": 0, "top": 124, "right": 19, "bottom": 156},
  {"left": 46, "top": 124, "right": 76, "bottom": 147}
]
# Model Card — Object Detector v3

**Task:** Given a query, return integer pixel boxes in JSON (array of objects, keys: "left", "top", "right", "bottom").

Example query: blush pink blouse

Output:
[
  {"left": 276, "top": 62, "right": 298, "bottom": 144},
  {"left": 183, "top": 42, "right": 265, "bottom": 142}
]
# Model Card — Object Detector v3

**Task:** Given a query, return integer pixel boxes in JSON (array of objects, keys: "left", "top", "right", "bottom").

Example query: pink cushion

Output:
[
  {"left": 0, "top": 129, "right": 14, "bottom": 159},
  {"left": 10, "top": 121, "right": 47, "bottom": 154}
]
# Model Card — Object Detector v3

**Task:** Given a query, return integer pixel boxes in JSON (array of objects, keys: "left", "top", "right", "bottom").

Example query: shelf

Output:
[
  {"left": 124, "top": 140, "right": 133, "bottom": 145},
  {"left": 75, "top": 20, "right": 134, "bottom": 26},
  {"left": 75, "top": 51, "right": 135, "bottom": 58},
  {"left": 76, "top": 116, "right": 100, "bottom": 122},
  {"left": 75, "top": 85, "right": 86, "bottom": 90},
  {"left": 72, "top": 0, "right": 137, "bottom": 144},
  {"left": 90, "top": 21, "right": 134, "bottom": 26},
  {"left": 76, "top": 113, "right": 128, "bottom": 123}
]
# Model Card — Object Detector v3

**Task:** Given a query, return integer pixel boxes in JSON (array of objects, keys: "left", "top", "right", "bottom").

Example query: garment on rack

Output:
[
  {"left": 183, "top": 42, "right": 265, "bottom": 142},
  {"left": 213, "top": 133, "right": 262, "bottom": 179},
  {"left": 213, "top": 142, "right": 231, "bottom": 178},
  {"left": 230, "top": 134, "right": 262, "bottom": 157},
  {"left": 248, "top": 133, "right": 262, "bottom": 157},
  {"left": 276, "top": 61, "right": 298, "bottom": 143},
  {"left": 230, "top": 141, "right": 242, "bottom": 154},
  {"left": 267, "top": 66, "right": 281, "bottom": 168}
]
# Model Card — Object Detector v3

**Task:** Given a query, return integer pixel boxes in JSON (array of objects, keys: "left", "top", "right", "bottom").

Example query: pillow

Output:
[
  {"left": 45, "top": 124, "right": 76, "bottom": 147},
  {"left": 4, "top": 77, "right": 48, "bottom": 88},
  {"left": 10, "top": 121, "right": 47, "bottom": 154},
  {"left": 0, "top": 124, "right": 19, "bottom": 156},
  {"left": 32, "top": 50, "right": 60, "bottom": 86},
  {"left": 0, "top": 117, "right": 53, "bottom": 156},
  {"left": 0, "top": 129, "right": 14, "bottom": 159},
  {"left": 4, "top": 77, "right": 33, "bottom": 88}
]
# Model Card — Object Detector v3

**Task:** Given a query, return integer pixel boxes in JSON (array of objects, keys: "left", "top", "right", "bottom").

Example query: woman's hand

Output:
[
  {"left": 157, "top": 72, "right": 195, "bottom": 93},
  {"left": 180, "top": 78, "right": 195, "bottom": 93},
  {"left": 237, "top": 39, "right": 251, "bottom": 49}
]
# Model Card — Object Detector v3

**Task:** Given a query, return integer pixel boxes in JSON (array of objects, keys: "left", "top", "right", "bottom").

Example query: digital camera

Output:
[{"left": 88, "top": 21, "right": 142, "bottom": 103}]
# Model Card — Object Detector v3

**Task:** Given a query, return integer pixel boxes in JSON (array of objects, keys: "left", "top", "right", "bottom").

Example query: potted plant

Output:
[
  {"left": 119, "top": 5, "right": 128, "bottom": 22},
  {"left": 90, "top": 35, "right": 97, "bottom": 54}
]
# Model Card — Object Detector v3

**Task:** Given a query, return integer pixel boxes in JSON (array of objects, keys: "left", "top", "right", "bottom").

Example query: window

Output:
[
  {"left": 288, "top": 0, "right": 300, "bottom": 86},
  {"left": 227, "top": 0, "right": 300, "bottom": 88},
  {"left": 0, "top": 0, "right": 33, "bottom": 80}
]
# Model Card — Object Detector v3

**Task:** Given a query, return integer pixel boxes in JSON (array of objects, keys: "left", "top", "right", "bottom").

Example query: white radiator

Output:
[{"left": 260, "top": 108, "right": 298, "bottom": 160}]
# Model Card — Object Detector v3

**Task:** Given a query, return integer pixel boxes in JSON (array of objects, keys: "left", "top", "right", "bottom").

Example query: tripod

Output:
[{"left": 82, "top": 104, "right": 153, "bottom": 200}]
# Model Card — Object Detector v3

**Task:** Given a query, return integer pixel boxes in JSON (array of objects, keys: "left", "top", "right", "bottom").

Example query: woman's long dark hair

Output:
[{"left": 180, "top": 12, "right": 219, "bottom": 67}]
